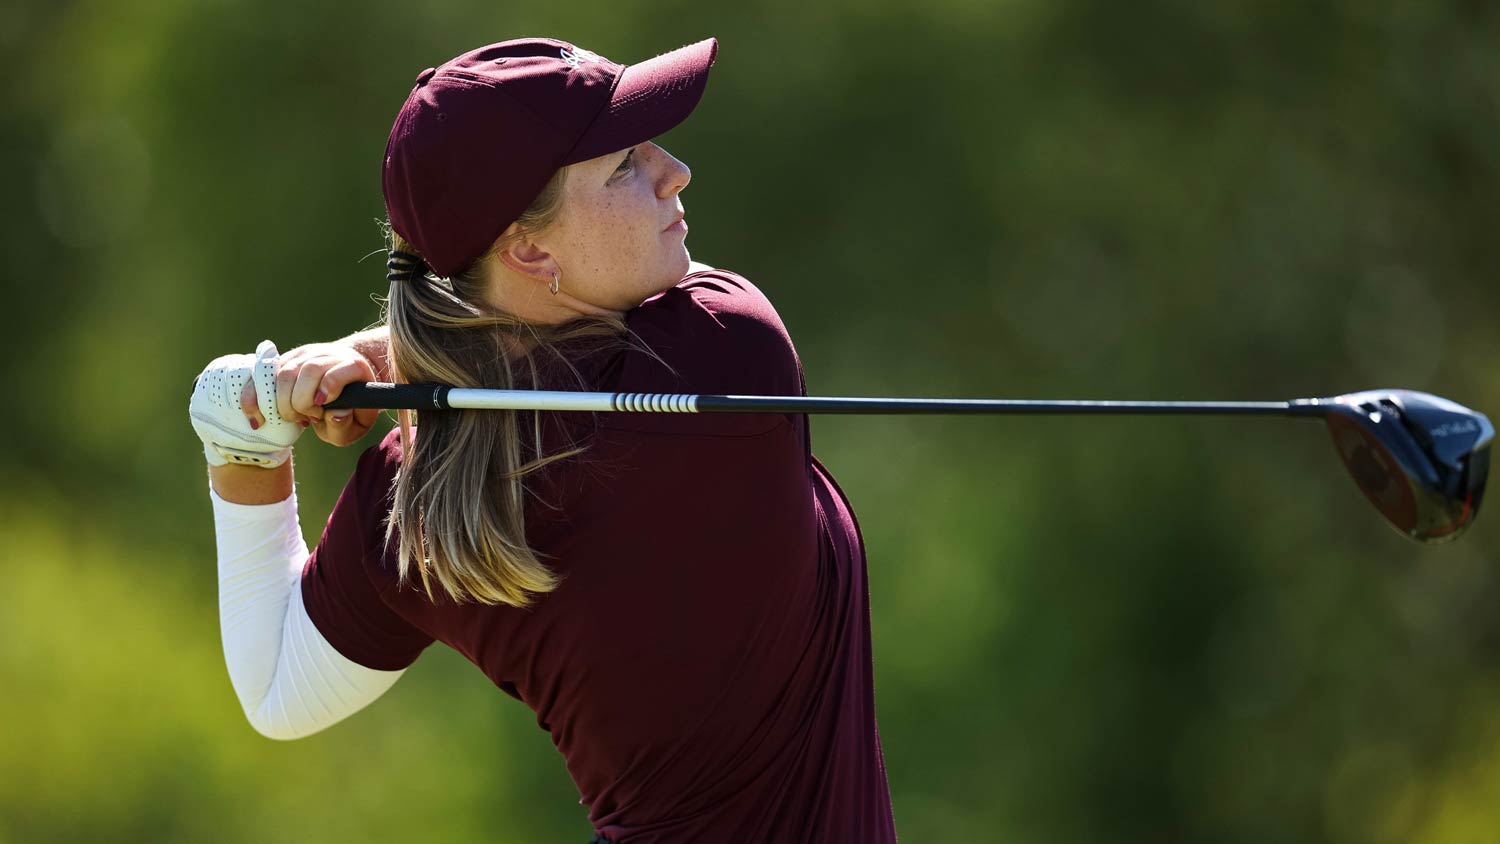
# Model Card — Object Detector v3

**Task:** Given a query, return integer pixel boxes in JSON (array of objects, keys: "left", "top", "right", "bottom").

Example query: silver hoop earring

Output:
[{"left": 549, "top": 272, "right": 560, "bottom": 295}]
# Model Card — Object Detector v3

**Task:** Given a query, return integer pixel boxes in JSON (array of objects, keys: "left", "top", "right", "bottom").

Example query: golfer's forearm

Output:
[
  {"left": 211, "top": 482, "right": 309, "bottom": 736},
  {"left": 209, "top": 480, "right": 405, "bottom": 740},
  {"left": 209, "top": 462, "right": 294, "bottom": 505},
  {"left": 339, "top": 326, "right": 391, "bottom": 382}
]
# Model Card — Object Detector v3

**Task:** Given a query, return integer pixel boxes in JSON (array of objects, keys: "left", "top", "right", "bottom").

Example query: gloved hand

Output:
[{"left": 189, "top": 340, "right": 304, "bottom": 468}]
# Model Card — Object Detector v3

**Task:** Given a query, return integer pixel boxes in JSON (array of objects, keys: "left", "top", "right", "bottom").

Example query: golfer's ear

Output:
[{"left": 494, "top": 232, "right": 555, "bottom": 282}]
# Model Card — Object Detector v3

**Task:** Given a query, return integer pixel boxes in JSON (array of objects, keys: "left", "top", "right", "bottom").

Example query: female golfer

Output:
[{"left": 190, "top": 37, "right": 897, "bottom": 843}]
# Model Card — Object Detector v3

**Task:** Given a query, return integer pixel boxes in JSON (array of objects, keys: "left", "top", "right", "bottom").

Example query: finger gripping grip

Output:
[{"left": 323, "top": 382, "right": 450, "bottom": 410}]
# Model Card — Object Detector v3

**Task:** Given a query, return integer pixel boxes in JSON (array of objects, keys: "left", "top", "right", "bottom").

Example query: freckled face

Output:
[{"left": 541, "top": 141, "right": 693, "bottom": 310}]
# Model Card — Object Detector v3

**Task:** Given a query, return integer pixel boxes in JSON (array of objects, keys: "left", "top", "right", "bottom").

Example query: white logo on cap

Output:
[{"left": 560, "top": 47, "right": 603, "bottom": 70}]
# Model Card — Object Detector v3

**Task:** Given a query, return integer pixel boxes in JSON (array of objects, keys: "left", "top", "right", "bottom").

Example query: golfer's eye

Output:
[{"left": 614, "top": 149, "right": 636, "bottom": 175}]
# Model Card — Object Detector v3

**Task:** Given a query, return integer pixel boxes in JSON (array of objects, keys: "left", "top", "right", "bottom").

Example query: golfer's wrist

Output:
[
  {"left": 209, "top": 461, "right": 294, "bottom": 505},
  {"left": 341, "top": 326, "right": 391, "bottom": 382}
]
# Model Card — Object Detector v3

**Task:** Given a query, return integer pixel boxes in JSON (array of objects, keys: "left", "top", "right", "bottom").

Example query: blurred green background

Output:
[{"left": 3, "top": 0, "right": 1498, "bottom": 841}]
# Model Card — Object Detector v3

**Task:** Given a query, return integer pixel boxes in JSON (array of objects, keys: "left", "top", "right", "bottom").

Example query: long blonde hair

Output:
[{"left": 380, "top": 165, "right": 658, "bottom": 607}]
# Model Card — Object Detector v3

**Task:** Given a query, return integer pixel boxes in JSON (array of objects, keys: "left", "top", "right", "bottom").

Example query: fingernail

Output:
[
  {"left": 314, "top": 390, "right": 327, "bottom": 406},
  {"left": 300, "top": 420, "right": 310, "bottom": 429},
  {"left": 332, "top": 412, "right": 350, "bottom": 423},
  {"left": 250, "top": 418, "right": 261, "bottom": 430}
]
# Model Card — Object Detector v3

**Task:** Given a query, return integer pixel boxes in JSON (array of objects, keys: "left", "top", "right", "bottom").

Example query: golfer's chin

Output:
[
  {"left": 658, "top": 251, "right": 694, "bottom": 291},
  {"left": 628, "top": 262, "right": 692, "bottom": 310},
  {"left": 670, "top": 247, "right": 693, "bottom": 280}
]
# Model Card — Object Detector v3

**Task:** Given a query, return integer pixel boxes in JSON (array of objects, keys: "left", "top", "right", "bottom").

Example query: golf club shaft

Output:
[{"left": 323, "top": 382, "right": 1331, "bottom": 418}]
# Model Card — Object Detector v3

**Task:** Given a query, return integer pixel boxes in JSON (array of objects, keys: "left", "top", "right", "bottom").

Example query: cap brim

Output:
[{"left": 563, "top": 38, "right": 718, "bottom": 164}]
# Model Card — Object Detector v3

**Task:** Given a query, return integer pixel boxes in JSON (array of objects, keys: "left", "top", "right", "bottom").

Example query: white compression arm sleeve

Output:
[{"left": 211, "top": 484, "right": 405, "bottom": 740}]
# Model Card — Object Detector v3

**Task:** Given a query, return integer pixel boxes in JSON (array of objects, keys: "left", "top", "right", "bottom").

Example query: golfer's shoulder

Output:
[
  {"left": 607, "top": 267, "right": 801, "bottom": 434},
  {"left": 634, "top": 266, "right": 800, "bottom": 379},
  {"left": 678, "top": 265, "right": 788, "bottom": 336}
]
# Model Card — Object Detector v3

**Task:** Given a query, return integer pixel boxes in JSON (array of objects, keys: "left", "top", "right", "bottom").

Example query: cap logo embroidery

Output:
[{"left": 560, "top": 47, "right": 603, "bottom": 70}]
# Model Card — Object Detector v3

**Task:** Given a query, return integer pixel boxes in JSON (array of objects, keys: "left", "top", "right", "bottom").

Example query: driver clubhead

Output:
[{"left": 1323, "top": 389, "right": 1492, "bottom": 544}]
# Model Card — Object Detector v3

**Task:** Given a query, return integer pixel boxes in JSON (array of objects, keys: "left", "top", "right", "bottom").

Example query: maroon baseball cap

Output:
[{"left": 383, "top": 37, "right": 719, "bottom": 279}]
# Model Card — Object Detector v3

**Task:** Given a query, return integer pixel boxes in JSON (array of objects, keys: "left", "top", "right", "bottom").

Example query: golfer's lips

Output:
[{"left": 663, "top": 211, "right": 686, "bottom": 232}]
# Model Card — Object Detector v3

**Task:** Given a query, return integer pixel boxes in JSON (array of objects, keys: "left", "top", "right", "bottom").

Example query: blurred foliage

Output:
[{"left": 2, "top": 0, "right": 1498, "bottom": 841}]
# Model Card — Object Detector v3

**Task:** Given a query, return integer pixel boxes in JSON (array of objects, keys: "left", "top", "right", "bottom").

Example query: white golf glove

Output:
[{"left": 189, "top": 339, "right": 303, "bottom": 468}]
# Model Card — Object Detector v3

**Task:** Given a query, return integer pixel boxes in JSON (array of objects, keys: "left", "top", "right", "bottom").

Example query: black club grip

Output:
[{"left": 323, "top": 382, "right": 451, "bottom": 410}]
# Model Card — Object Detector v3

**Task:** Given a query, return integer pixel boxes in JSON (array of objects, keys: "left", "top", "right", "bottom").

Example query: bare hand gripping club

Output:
[{"left": 324, "top": 384, "right": 1492, "bottom": 545}]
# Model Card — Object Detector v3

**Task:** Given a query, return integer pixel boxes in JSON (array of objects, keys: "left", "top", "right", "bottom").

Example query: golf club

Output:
[{"left": 323, "top": 383, "right": 1492, "bottom": 545}]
